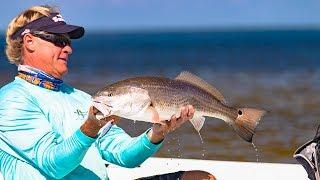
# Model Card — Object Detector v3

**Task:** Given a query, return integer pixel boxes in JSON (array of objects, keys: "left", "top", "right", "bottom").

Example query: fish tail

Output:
[{"left": 231, "top": 108, "right": 266, "bottom": 142}]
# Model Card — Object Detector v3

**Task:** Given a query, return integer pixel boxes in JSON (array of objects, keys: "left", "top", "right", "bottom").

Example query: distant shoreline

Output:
[{"left": 1, "top": 26, "right": 320, "bottom": 35}]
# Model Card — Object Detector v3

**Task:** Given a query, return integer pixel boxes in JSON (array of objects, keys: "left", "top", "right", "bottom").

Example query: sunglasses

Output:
[{"left": 31, "top": 31, "right": 71, "bottom": 47}]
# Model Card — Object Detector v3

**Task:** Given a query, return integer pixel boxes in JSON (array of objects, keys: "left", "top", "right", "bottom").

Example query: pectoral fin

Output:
[
  {"left": 145, "top": 106, "right": 161, "bottom": 124},
  {"left": 127, "top": 106, "right": 162, "bottom": 124},
  {"left": 190, "top": 116, "right": 206, "bottom": 132}
]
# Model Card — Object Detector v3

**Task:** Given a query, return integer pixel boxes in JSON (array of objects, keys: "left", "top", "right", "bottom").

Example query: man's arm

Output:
[
  {"left": 0, "top": 91, "right": 96, "bottom": 179},
  {"left": 96, "top": 105, "right": 195, "bottom": 168},
  {"left": 96, "top": 125, "right": 162, "bottom": 168}
]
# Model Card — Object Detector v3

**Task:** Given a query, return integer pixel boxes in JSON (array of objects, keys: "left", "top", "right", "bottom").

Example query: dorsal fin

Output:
[{"left": 175, "top": 71, "right": 227, "bottom": 104}]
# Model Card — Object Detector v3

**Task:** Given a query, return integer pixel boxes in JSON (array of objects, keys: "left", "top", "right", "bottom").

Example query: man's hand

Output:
[
  {"left": 147, "top": 105, "right": 195, "bottom": 144},
  {"left": 80, "top": 106, "right": 119, "bottom": 138}
]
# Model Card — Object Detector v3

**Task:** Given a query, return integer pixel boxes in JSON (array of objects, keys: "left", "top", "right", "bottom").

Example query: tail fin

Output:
[{"left": 231, "top": 108, "right": 266, "bottom": 142}]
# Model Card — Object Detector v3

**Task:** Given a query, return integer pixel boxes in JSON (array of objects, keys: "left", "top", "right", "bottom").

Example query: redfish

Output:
[{"left": 93, "top": 71, "right": 266, "bottom": 142}]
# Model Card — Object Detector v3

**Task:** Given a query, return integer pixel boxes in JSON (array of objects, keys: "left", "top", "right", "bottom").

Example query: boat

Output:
[
  {"left": 107, "top": 157, "right": 308, "bottom": 180},
  {"left": 0, "top": 157, "right": 308, "bottom": 179}
]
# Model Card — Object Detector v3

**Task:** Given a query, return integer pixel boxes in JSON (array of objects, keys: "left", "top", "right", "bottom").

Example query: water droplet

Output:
[
  {"left": 198, "top": 131, "right": 206, "bottom": 158},
  {"left": 133, "top": 120, "right": 137, "bottom": 132},
  {"left": 198, "top": 131, "right": 204, "bottom": 143},
  {"left": 166, "top": 138, "right": 172, "bottom": 155},
  {"left": 177, "top": 137, "right": 182, "bottom": 158},
  {"left": 251, "top": 142, "right": 260, "bottom": 162}
]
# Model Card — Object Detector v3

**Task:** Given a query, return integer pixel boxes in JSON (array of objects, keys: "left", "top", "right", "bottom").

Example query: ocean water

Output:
[{"left": 1, "top": 30, "right": 320, "bottom": 163}]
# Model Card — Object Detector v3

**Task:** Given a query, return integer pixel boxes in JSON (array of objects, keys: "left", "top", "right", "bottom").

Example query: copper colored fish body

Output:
[{"left": 93, "top": 71, "right": 266, "bottom": 142}]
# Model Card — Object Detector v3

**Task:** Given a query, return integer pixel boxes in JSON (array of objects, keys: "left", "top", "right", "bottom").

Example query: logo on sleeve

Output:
[{"left": 74, "top": 109, "right": 87, "bottom": 119}]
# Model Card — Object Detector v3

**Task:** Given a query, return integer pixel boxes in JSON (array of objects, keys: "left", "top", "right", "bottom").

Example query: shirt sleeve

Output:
[
  {"left": 96, "top": 125, "right": 163, "bottom": 168},
  {"left": 0, "top": 89, "right": 96, "bottom": 179}
]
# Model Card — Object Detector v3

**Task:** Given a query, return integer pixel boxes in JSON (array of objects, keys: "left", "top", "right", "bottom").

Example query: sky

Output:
[{"left": 1, "top": 0, "right": 320, "bottom": 31}]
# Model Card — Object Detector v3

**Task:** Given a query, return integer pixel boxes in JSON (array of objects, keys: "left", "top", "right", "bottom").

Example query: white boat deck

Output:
[
  {"left": 0, "top": 157, "right": 308, "bottom": 179},
  {"left": 107, "top": 157, "right": 308, "bottom": 180}
]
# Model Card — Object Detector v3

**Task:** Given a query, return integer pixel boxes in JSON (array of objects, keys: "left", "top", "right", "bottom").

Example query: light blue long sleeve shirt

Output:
[{"left": 0, "top": 77, "right": 162, "bottom": 179}]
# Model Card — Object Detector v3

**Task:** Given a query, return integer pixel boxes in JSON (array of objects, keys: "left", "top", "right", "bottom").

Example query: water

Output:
[
  {"left": 251, "top": 142, "right": 260, "bottom": 162},
  {"left": 198, "top": 131, "right": 204, "bottom": 143},
  {"left": 1, "top": 29, "right": 320, "bottom": 163},
  {"left": 133, "top": 120, "right": 137, "bottom": 132},
  {"left": 177, "top": 138, "right": 181, "bottom": 158},
  {"left": 197, "top": 131, "right": 206, "bottom": 158}
]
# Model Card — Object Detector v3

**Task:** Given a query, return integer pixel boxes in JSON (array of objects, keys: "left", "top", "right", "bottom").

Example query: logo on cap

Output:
[
  {"left": 21, "top": 29, "right": 31, "bottom": 36},
  {"left": 52, "top": 14, "right": 65, "bottom": 23}
]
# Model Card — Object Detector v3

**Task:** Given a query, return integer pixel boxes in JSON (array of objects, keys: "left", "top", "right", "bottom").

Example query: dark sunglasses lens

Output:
[
  {"left": 34, "top": 33, "right": 71, "bottom": 47},
  {"left": 54, "top": 36, "right": 71, "bottom": 47}
]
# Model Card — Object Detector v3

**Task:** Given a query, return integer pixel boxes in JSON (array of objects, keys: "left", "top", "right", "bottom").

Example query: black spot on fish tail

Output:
[{"left": 230, "top": 108, "right": 266, "bottom": 142}]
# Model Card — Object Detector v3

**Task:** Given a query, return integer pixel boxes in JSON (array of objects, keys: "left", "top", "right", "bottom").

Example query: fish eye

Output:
[
  {"left": 108, "top": 93, "right": 113, "bottom": 97},
  {"left": 238, "top": 110, "right": 243, "bottom": 115}
]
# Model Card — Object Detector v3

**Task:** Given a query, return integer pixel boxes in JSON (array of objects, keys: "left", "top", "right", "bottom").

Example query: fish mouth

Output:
[
  {"left": 92, "top": 100, "right": 113, "bottom": 117},
  {"left": 92, "top": 100, "right": 113, "bottom": 109}
]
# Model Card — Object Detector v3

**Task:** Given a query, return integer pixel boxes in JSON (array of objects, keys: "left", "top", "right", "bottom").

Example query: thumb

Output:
[
  {"left": 101, "top": 115, "right": 120, "bottom": 124},
  {"left": 92, "top": 100, "right": 111, "bottom": 117},
  {"left": 87, "top": 106, "right": 99, "bottom": 120}
]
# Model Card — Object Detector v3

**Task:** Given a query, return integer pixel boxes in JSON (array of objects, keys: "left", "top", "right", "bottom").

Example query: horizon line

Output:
[{"left": 1, "top": 25, "right": 320, "bottom": 34}]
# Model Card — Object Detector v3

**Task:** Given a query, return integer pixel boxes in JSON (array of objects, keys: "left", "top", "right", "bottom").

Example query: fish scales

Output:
[{"left": 110, "top": 77, "right": 237, "bottom": 119}]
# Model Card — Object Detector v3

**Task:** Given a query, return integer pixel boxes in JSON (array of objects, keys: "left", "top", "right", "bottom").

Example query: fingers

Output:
[
  {"left": 92, "top": 106, "right": 100, "bottom": 115},
  {"left": 171, "top": 114, "right": 177, "bottom": 121},
  {"left": 166, "top": 105, "right": 195, "bottom": 125},
  {"left": 180, "top": 106, "right": 188, "bottom": 120},
  {"left": 167, "top": 105, "right": 195, "bottom": 128},
  {"left": 100, "top": 115, "right": 119, "bottom": 125},
  {"left": 187, "top": 105, "right": 195, "bottom": 117},
  {"left": 89, "top": 106, "right": 105, "bottom": 120},
  {"left": 179, "top": 105, "right": 195, "bottom": 121},
  {"left": 150, "top": 105, "right": 195, "bottom": 138},
  {"left": 88, "top": 106, "right": 98, "bottom": 120}
]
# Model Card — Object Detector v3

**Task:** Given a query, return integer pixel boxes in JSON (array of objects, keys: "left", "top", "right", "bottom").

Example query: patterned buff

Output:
[{"left": 17, "top": 65, "right": 63, "bottom": 91}]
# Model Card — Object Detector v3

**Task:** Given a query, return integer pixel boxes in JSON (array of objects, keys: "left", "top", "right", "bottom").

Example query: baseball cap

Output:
[{"left": 11, "top": 13, "right": 84, "bottom": 40}]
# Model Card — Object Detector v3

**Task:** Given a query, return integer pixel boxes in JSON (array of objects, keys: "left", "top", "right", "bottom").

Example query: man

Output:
[{"left": 0, "top": 5, "right": 215, "bottom": 179}]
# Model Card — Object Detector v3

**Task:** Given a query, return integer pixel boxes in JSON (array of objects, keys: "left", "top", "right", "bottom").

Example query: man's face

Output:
[{"left": 23, "top": 32, "right": 73, "bottom": 79}]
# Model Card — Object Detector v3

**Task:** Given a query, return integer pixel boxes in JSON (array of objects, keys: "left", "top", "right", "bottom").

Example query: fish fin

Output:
[
  {"left": 175, "top": 71, "right": 227, "bottom": 104},
  {"left": 230, "top": 108, "right": 266, "bottom": 142},
  {"left": 190, "top": 116, "right": 206, "bottom": 132},
  {"left": 140, "top": 106, "right": 163, "bottom": 124}
]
